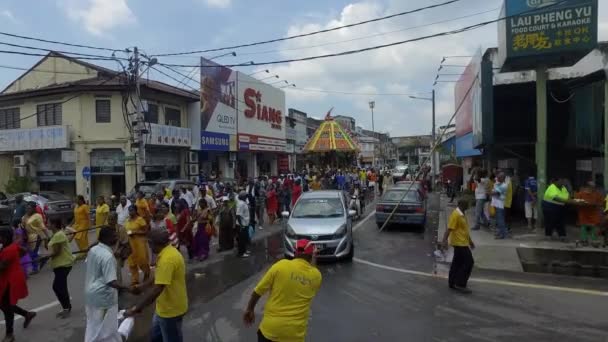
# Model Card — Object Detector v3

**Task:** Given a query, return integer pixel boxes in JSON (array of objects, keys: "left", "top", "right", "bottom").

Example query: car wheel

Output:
[{"left": 344, "top": 243, "right": 354, "bottom": 262}]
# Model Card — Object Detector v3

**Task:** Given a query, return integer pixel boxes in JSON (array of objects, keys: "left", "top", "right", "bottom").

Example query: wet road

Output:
[
  {"left": 180, "top": 193, "right": 608, "bottom": 342},
  {"left": 5, "top": 193, "right": 608, "bottom": 341}
]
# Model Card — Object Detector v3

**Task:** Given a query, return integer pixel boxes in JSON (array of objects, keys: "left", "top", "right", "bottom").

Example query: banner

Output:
[
  {"left": 236, "top": 72, "right": 286, "bottom": 151},
  {"left": 200, "top": 57, "right": 237, "bottom": 136}
]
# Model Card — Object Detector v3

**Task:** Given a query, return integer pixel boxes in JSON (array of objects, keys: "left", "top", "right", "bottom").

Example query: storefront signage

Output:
[
  {"left": 0, "top": 125, "right": 68, "bottom": 152},
  {"left": 201, "top": 131, "right": 232, "bottom": 151},
  {"left": 148, "top": 123, "right": 191, "bottom": 147},
  {"left": 237, "top": 72, "right": 286, "bottom": 151},
  {"left": 498, "top": 0, "right": 598, "bottom": 71},
  {"left": 200, "top": 57, "right": 238, "bottom": 136}
]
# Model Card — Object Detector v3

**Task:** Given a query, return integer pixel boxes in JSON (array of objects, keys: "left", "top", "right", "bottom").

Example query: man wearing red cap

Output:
[{"left": 243, "top": 239, "right": 322, "bottom": 342}]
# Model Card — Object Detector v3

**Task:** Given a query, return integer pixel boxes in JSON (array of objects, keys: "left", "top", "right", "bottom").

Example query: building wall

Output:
[{"left": 3, "top": 56, "right": 99, "bottom": 94}]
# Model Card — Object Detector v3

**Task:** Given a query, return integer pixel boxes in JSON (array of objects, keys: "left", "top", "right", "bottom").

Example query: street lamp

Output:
[
  {"left": 409, "top": 91, "right": 436, "bottom": 188},
  {"left": 280, "top": 83, "right": 296, "bottom": 89},
  {"left": 248, "top": 69, "right": 269, "bottom": 77},
  {"left": 369, "top": 101, "right": 375, "bottom": 167},
  {"left": 258, "top": 74, "right": 279, "bottom": 81}
]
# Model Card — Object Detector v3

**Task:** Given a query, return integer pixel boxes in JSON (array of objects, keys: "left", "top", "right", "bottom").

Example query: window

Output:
[
  {"left": 0, "top": 107, "right": 20, "bottom": 129},
  {"left": 37, "top": 103, "right": 62, "bottom": 126},
  {"left": 95, "top": 99, "right": 111, "bottom": 123},
  {"left": 164, "top": 107, "right": 181, "bottom": 126},
  {"left": 146, "top": 103, "right": 159, "bottom": 124},
  {"left": 292, "top": 198, "right": 344, "bottom": 218}
]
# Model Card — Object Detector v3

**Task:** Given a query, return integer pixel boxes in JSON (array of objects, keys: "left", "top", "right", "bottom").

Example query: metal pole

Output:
[
  {"left": 603, "top": 78, "right": 608, "bottom": 191},
  {"left": 431, "top": 89, "right": 436, "bottom": 189},
  {"left": 134, "top": 47, "right": 146, "bottom": 182},
  {"left": 536, "top": 66, "right": 548, "bottom": 227}
]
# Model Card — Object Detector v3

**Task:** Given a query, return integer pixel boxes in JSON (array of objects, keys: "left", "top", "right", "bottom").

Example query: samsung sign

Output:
[
  {"left": 201, "top": 131, "right": 230, "bottom": 151},
  {"left": 498, "top": 0, "right": 598, "bottom": 71}
]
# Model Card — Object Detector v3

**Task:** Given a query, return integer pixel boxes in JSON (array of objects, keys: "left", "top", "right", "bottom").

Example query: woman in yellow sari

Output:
[
  {"left": 125, "top": 205, "right": 150, "bottom": 286},
  {"left": 70, "top": 195, "right": 90, "bottom": 258}
]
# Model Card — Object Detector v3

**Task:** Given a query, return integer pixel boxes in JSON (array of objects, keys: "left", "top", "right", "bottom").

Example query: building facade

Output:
[{"left": 0, "top": 52, "right": 197, "bottom": 201}]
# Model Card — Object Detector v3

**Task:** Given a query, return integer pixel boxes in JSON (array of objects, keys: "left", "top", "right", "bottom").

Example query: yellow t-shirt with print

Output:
[
  {"left": 447, "top": 208, "right": 470, "bottom": 247},
  {"left": 95, "top": 203, "right": 110, "bottom": 232},
  {"left": 254, "top": 258, "right": 322, "bottom": 342},
  {"left": 155, "top": 245, "right": 188, "bottom": 318}
]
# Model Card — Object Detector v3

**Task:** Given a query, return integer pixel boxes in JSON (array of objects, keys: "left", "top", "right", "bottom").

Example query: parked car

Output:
[
  {"left": 282, "top": 190, "right": 356, "bottom": 261},
  {"left": 1, "top": 191, "right": 74, "bottom": 225},
  {"left": 130, "top": 179, "right": 196, "bottom": 198},
  {"left": 395, "top": 180, "right": 427, "bottom": 198},
  {"left": 375, "top": 187, "right": 426, "bottom": 229}
]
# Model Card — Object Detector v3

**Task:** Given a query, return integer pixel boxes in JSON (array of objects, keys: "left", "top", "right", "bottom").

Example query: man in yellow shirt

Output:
[
  {"left": 126, "top": 229, "right": 188, "bottom": 342},
  {"left": 95, "top": 196, "right": 110, "bottom": 237},
  {"left": 442, "top": 199, "right": 475, "bottom": 294},
  {"left": 244, "top": 239, "right": 322, "bottom": 342}
]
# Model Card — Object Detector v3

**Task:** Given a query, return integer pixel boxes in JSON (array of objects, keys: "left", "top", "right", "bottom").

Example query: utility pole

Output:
[
  {"left": 431, "top": 89, "right": 436, "bottom": 189},
  {"left": 131, "top": 47, "right": 146, "bottom": 182},
  {"left": 369, "top": 100, "right": 375, "bottom": 167}
]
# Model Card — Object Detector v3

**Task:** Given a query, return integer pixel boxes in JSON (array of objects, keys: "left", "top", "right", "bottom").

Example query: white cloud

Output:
[
  {"left": 1, "top": 9, "right": 17, "bottom": 23},
  {"left": 60, "top": 0, "right": 136, "bottom": 36},
  {"left": 203, "top": 0, "right": 232, "bottom": 9}
]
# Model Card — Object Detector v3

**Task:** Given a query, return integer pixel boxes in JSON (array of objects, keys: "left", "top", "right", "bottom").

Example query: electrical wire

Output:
[
  {"left": 0, "top": 64, "right": 108, "bottom": 75},
  {"left": 152, "top": 0, "right": 464, "bottom": 56},
  {"left": 285, "top": 87, "right": 425, "bottom": 97},
  {"left": 0, "top": 49, "right": 119, "bottom": 61},
  {"left": 0, "top": 31, "right": 121, "bottom": 52},
  {"left": 158, "top": 1, "right": 565, "bottom": 69},
  {"left": 0, "top": 41, "right": 127, "bottom": 60}
]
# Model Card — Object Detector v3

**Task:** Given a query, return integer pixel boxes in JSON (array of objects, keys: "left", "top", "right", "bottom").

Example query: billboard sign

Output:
[
  {"left": 0, "top": 125, "right": 69, "bottom": 152},
  {"left": 498, "top": 0, "right": 598, "bottom": 71},
  {"left": 236, "top": 72, "right": 286, "bottom": 152},
  {"left": 454, "top": 49, "right": 483, "bottom": 157},
  {"left": 201, "top": 131, "right": 237, "bottom": 151},
  {"left": 200, "top": 57, "right": 237, "bottom": 137}
]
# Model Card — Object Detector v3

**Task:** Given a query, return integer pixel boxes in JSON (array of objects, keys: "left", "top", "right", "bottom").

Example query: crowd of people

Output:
[{"left": 467, "top": 168, "right": 608, "bottom": 246}]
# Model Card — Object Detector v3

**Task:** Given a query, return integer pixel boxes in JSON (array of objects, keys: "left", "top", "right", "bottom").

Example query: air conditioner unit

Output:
[
  {"left": 188, "top": 164, "right": 199, "bottom": 176},
  {"left": 189, "top": 151, "right": 199, "bottom": 163},
  {"left": 13, "top": 155, "right": 26, "bottom": 166},
  {"left": 13, "top": 166, "right": 27, "bottom": 177}
]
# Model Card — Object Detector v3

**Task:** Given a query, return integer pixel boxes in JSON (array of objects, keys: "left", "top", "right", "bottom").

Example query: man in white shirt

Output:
[
  {"left": 180, "top": 187, "right": 194, "bottom": 208},
  {"left": 236, "top": 191, "right": 250, "bottom": 258},
  {"left": 84, "top": 226, "right": 131, "bottom": 342},
  {"left": 491, "top": 172, "right": 509, "bottom": 239},
  {"left": 473, "top": 170, "right": 489, "bottom": 230},
  {"left": 115, "top": 195, "right": 131, "bottom": 227}
]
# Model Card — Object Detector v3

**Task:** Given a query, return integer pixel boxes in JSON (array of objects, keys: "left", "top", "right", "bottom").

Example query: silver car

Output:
[{"left": 282, "top": 190, "right": 356, "bottom": 261}]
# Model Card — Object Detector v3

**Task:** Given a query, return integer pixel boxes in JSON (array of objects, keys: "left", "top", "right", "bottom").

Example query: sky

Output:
[{"left": 0, "top": 0, "right": 607, "bottom": 137}]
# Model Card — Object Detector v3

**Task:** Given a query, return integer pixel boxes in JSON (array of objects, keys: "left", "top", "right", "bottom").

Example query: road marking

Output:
[
  {"left": 354, "top": 257, "right": 608, "bottom": 297},
  {"left": 0, "top": 300, "right": 61, "bottom": 324},
  {"left": 353, "top": 210, "right": 375, "bottom": 232}
]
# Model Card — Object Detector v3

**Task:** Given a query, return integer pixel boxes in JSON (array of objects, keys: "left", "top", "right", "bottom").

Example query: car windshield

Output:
[
  {"left": 136, "top": 182, "right": 161, "bottom": 194},
  {"left": 382, "top": 190, "right": 419, "bottom": 202},
  {"left": 292, "top": 198, "right": 343, "bottom": 218},
  {"left": 41, "top": 192, "right": 70, "bottom": 201}
]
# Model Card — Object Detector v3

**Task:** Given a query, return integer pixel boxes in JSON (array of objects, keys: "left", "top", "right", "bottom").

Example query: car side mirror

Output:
[
  {"left": 348, "top": 209, "right": 357, "bottom": 217},
  {"left": 281, "top": 211, "right": 290, "bottom": 218}
]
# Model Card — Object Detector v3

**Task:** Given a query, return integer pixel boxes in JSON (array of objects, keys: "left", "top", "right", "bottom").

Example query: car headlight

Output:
[
  {"left": 285, "top": 225, "right": 297, "bottom": 238},
  {"left": 334, "top": 225, "right": 347, "bottom": 238}
]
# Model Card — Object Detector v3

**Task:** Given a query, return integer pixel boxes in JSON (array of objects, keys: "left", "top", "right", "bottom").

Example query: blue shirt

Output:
[
  {"left": 84, "top": 243, "right": 118, "bottom": 309},
  {"left": 524, "top": 177, "right": 538, "bottom": 202}
]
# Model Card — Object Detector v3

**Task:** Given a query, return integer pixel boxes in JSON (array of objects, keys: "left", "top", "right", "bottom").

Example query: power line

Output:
[
  {"left": 0, "top": 41, "right": 126, "bottom": 60},
  {"left": 157, "top": 1, "right": 564, "bottom": 69},
  {"left": 0, "top": 31, "right": 121, "bottom": 52},
  {"left": 0, "top": 49, "right": 120, "bottom": 61},
  {"left": 285, "top": 87, "right": 424, "bottom": 97},
  {"left": 152, "top": 0, "right": 463, "bottom": 57},
  {"left": 0, "top": 64, "right": 108, "bottom": 75}
]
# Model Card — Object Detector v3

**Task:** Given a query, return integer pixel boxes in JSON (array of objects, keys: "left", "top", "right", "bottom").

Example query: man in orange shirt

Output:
[{"left": 574, "top": 181, "right": 603, "bottom": 246}]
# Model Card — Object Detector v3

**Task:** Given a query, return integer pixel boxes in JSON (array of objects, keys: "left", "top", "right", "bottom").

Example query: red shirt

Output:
[{"left": 0, "top": 243, "right": 28, "bottom": 305}]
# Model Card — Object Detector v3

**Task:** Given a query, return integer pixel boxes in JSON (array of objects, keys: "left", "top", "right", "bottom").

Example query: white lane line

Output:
[
  {"left": 353, "top": 257, "right": 608, "bottom": 297},
  {"left": 0, "top": 300, "right": 61, "bottom": 324},
  {"left": 353, "top": 210, "right": 376, "bottom": 232}
]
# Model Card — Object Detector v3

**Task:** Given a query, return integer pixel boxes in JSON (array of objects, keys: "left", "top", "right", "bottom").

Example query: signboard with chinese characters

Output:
[
  {"left": 148, "top": 123, "right": 191, "bottom": 147},
  {"left": 498, "top": 0, "right": 598, "bottom": 71},
  {"left": 0, "top": 125, "right": 69, "bottom": 152}
]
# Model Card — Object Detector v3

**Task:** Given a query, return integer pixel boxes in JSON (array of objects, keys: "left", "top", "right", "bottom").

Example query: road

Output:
[{"left": 5, "top": 193, "right": 608, "bottom": 341}]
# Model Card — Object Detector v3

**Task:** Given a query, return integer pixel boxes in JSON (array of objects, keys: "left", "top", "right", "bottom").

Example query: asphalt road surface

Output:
[{"left": 4, "top": 193, "right": 608, "bottom": 341}]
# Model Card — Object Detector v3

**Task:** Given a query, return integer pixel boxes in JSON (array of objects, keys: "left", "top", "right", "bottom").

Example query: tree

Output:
[{"left": 4, "top": 176, "right": 33, "bottom": 194}]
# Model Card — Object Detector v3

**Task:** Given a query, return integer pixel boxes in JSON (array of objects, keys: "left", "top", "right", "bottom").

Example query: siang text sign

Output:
[{"left": 243, "top": 88, "right": 283, "bottom": 130}]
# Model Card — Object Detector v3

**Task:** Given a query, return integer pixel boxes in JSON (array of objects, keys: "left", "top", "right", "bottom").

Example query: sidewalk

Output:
[{"left": 437, "top": 195, "right": 608, "bottom": 275}]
